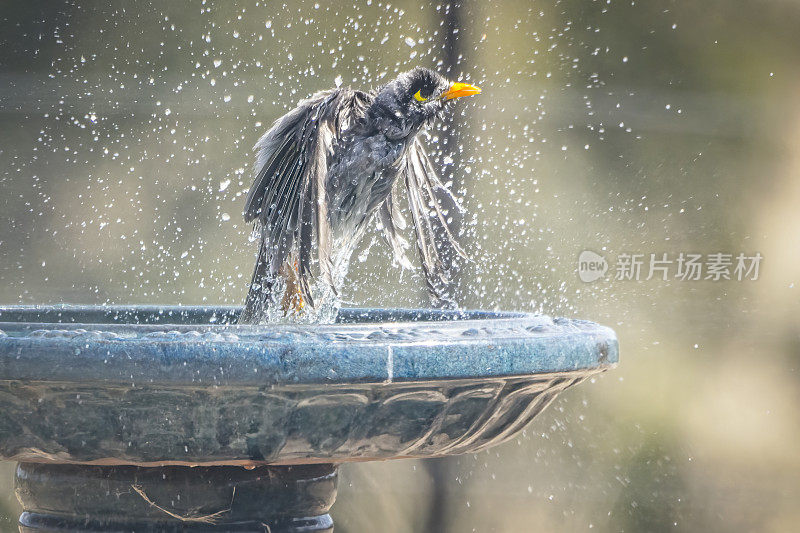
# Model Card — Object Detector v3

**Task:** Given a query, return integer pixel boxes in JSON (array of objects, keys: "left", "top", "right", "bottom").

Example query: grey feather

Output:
[
  {"left": 408, "top": 138, "right": 467, "bottom": 259},
  {"left": 241, "top": 88, "right": 371, "bottom": 321},
  {"left": 378, "top": 190, "right": 413, "bottom": 269}
]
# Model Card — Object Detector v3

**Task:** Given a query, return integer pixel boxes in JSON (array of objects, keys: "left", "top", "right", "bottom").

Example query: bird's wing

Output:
[
  {"left": 378, "top": 188, "right": 413, "bottom": 270},
  {"left": 243, "top": 88, "right": 372, "bottom": 305},
  {"left": 400, "top": 137, "right": 467, "bottom": 306}
]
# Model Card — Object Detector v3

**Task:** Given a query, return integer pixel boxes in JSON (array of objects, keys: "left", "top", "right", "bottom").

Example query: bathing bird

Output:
[{"left": 239, "top": 67, "right": 480, "bottom": 323}]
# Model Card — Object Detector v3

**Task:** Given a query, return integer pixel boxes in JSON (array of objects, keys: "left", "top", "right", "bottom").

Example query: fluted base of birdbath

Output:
[{"left": 14, "top": 462, "right": 337, "bottom": 532}]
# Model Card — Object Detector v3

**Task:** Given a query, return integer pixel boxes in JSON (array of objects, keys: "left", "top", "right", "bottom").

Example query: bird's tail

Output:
[
  {"left": 239, "top": 233, "right": 309, "bottom": 324},
  {"left": 239, "top": 234, "right": 274, "bottom": 324}
]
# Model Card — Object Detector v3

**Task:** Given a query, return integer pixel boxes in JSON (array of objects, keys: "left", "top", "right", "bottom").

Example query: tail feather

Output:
[{"left": 239, "top": 231, "right": 275, "bottom": 324}]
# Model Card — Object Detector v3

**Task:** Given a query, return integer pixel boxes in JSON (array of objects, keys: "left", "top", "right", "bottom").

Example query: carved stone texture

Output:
[
  {"left": 0, "top": 306, "right": 617, "bottom": 466},
  {"left": 0, "top": 374, "right": 588, "bottom": 466},
  {"left": 0, "top": 305, "right": 617, "bottom": 531}
]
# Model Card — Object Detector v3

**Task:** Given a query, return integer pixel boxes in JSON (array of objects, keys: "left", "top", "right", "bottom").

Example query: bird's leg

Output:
[{"left": 280, "top": 259, "right": 305, "bottom": 315}]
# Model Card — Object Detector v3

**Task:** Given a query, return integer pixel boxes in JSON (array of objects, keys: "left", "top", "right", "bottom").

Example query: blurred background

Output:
[{"left": 1, "top": 0, "right": 799, "bottom": 531}]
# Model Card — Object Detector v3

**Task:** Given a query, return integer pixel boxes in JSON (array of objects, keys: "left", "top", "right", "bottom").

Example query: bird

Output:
[{"left": 239, "top": 67, "right": 480, "bottom": 324}]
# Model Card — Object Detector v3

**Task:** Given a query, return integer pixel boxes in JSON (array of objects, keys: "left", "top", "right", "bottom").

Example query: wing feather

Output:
[
  {"left": 411, "top": 141, "right": 468, "bottom": 258},
  {"left": 378, "top": 190, "right": 413, "bottom": 269},
  {"left": 401, "top": 138, "right": 467, "bottom": 306},
  {"left": 241, "top": 88, "right": 372, "bottom": 321}
]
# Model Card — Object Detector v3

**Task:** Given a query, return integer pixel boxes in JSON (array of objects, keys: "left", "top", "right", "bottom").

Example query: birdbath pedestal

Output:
[{"left": 0, "top": 306, "right": 617, "bottom": 531}]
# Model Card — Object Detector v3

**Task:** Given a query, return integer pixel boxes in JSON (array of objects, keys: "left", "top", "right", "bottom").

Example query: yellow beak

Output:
[{"left": 442, "top": 81, "right": 481, "bottom": 100}]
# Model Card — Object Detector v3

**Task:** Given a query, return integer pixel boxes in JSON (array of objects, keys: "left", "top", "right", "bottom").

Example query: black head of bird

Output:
[
  {"left": 369, "top": 67, "right": 481, "bottom": 140},
  {"left": 240, "top": 67, "right": 481, "bottom": 324}
]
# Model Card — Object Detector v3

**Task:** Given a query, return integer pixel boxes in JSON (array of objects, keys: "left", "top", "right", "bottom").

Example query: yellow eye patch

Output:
[{"left": 413, "top": 90, "right": 428, "bottom": 102}]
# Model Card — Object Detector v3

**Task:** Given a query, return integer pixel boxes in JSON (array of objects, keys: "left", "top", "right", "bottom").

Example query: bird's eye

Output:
[{"left": 413, "top": 89, "right": 429, "bottom": 102}]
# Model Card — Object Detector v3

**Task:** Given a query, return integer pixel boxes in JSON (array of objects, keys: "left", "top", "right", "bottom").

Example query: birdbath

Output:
[{"left": 0, "top": 305, "right": 617, "bottom": 531}]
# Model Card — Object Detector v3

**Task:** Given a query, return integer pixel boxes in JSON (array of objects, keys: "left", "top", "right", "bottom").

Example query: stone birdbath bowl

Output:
[{"left": 0, "top": 305, "right": 617, "bottom": 531}]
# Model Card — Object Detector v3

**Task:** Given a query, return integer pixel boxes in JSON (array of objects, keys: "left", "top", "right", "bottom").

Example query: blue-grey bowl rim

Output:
[{"left": 0, "top": 305, "right": 618, "bottom": 386}]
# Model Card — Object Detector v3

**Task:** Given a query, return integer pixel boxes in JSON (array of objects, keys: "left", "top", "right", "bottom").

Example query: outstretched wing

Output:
[
  {"left": 378, "top": 186, "right": 413, "bottom": 270},
  {"left": 243, "top": 88, "right": 372, "bottom": 309},
  {"left": 399, "top": 137, "right": 467, "bottom": 306}
]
